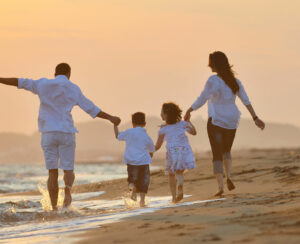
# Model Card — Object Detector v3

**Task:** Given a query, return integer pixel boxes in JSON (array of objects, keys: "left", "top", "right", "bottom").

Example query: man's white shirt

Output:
[{"left": 18, "top": 75, "right": 101, "bottom": 133}]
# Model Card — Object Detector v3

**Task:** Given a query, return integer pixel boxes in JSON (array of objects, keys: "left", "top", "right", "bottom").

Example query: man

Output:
[{"left": 0, "top": 63, "right": 121, "bottom": 210}]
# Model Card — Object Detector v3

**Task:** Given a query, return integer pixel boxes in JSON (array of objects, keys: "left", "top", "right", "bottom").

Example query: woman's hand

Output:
[{"left": 254, "top": 118, "right": 265, "bottom": 130}]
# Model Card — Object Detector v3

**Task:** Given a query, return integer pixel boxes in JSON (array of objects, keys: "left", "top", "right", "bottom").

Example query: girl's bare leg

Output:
[
  {"left": 169, "top": 172, "right": 177, "bottom": 202},
  {"left": 176, "top": 170, "right": 184, "bottom": 201}
]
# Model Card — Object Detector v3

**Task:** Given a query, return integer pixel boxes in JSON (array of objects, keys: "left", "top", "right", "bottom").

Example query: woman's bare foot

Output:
[
  {"left": 63, "top": 187, "right": 72, "bottom": 208},
  {"left": 214, "top": 189, "right": 224, "bottom": 197},
  {"left": 227, "top": 178, "right": 235, "bottom": 191},
  {"left": 140, "top": 201, "right": 146, "bottom": 207}
]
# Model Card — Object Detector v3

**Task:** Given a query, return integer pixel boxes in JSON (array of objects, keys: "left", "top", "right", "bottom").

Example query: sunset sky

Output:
[{"left": 0, "top": 0, "right": 299, "bottom": 134}]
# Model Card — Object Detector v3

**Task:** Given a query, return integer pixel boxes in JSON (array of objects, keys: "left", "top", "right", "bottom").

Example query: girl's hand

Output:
[
  {"left": 255, "top": 118, "right": 265, "bottom": 130},
  {"left": 184, "top": 111, "right": 191, "bottom": 121},
  {"left": 184, "top": 107, "right": 193, "bottom": 121},
  {"left": 159, "top": 124, "right": 167, "bottom": 128}
]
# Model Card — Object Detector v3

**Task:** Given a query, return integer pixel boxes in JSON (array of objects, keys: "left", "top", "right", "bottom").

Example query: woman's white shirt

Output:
[{"left": 191, "top": 75, "right": 251, "bottom": 129}]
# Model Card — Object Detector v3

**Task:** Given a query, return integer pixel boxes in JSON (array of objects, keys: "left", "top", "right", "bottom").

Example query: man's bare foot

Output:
[
  {"left": 140, "top": 201, "right": 146, "bottom": 207},
  {"left": 227, "top": 178, "right": 235, "bottom": 191},
  {"left": 63, "top": 187, "right": 72, "bottom": 208},
  {"left": 214, "top": 189, "right": 224, "bottom": 197}
]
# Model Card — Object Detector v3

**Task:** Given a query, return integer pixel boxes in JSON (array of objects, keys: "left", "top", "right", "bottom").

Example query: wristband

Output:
[{"left": 253, "top": 116, "right": 258, "bottom": 121}]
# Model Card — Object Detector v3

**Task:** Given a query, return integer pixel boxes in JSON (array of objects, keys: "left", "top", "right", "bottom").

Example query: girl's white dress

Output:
[{"left": 158, "top": 120, "right": 195, "bottom": 174}]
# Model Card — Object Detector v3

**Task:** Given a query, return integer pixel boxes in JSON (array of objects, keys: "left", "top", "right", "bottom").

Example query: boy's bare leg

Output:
[
  {"left": 48, "top": 169, "right": 59, "bottom": 211},
  {"left": 131, "top": 186, "right": 137, "bottom": 201},
  {"left": 169, "top": 173, "right": 177, "bottom": 202},
  {"left": 140, "top": 193, "right": 146, "bottom": 207},
  {"left": 63, "top": 170, "right": 75, "bottom": 207}
]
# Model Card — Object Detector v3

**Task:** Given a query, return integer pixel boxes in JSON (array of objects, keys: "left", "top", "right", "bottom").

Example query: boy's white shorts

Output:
[{"left": 41, "top": 132, "right": 76, "bottom": 170}]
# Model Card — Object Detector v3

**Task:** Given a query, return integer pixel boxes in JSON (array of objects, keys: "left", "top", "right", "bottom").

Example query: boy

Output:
[{"left": 114, "top": 112, "right": 155, "bottom": 207}]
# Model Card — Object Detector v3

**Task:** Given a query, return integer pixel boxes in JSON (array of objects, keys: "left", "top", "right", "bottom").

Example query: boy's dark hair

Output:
[
  {"left": 55, "top": 63, "right": 71, "bottom": 76},
  {"left": 162, "top": 102, "right": 182, "bottom": 124},
  {"left": 132, "top": 112, "right": 146, "bottom": 125}
]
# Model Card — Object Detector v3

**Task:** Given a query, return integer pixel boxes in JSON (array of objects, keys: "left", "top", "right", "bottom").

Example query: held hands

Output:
[
  {"left": 184, "top": 108, "right": 193, "bottom": 122},
  {"left": 110, "top": 116, "right": 121, "bottom": 126}
]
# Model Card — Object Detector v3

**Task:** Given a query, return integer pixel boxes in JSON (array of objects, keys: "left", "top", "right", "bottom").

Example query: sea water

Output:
[
  {"left": 0, "top": 189, "right": 225, "bottom": 243},
  {"left": 0, "top": 163, "right": 129, "bottom": 193},
  {"left": 0, "top": 162, "right": 225, "bottom": 243}
]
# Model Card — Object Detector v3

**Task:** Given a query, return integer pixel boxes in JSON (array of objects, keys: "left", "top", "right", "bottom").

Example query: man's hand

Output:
[
  {"left": 110, "top": 116, "right": 121, "bottom": 126},
  {"left": 0, "top": 78, "right": 18, "bottom": 87},
  {"left": 97, "top": 111, "right": 121, "bottom": 126}
]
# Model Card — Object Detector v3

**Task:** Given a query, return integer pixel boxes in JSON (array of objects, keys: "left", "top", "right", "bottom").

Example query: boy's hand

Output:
[{"left": 110, "top": 116, "right": 121, "bottom": 126}]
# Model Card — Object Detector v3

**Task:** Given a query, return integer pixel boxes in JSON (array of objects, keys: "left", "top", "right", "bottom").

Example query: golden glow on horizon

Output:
[{"left": 0, "top": 0, "right": 300, "bottom": 133}]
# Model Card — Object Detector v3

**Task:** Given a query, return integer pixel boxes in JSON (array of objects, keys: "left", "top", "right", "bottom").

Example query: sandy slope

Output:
[{"left": 73, "top": 148, "right": 300, "bottom": 244}]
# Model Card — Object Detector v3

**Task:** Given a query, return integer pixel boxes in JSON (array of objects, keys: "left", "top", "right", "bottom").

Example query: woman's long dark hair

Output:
[{"left": 209, "top": 51, "right": 239, "bottom": 94}]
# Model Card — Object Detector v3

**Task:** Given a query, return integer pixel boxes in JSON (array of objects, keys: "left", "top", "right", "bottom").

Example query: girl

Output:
[
  {"left": 155, "top": 102, "right": 197, "bottom": 202},
  {"left": 184, "top": 51, "right": 265, "bottom": 196}
]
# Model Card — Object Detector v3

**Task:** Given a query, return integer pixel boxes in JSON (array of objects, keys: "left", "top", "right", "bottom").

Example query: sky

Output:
[{"left": 0, "top": 0, "right": 300, "bottom": 134}]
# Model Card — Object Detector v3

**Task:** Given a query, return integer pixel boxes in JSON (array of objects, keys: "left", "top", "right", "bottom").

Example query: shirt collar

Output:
[
  {"left": 134, "top": 126, "right": 146, "bottom": 131},
  {"left": 55, "top": 75, "right": 70, "bottom": 81}
]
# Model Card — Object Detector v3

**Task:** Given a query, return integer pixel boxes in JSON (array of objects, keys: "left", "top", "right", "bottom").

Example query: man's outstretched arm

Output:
[{"left": 0, "top": 78, "right": 18, "bottom": 87}]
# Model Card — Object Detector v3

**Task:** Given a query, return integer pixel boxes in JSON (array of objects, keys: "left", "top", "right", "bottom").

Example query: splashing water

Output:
[
  {"left": 123, "top": 193, "right": 149, "bottom": 209},
  {"left": 38, "top": 183, "right": 64, "bottom": 211}
]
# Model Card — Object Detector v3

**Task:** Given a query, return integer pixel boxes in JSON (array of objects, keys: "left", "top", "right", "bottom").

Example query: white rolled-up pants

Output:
[{"left": 41, "top": 132, "right": 76, "bottom": 170}]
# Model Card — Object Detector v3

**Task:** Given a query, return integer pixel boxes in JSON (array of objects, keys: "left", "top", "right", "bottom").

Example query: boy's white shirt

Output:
[{"left": 118, "top": 127, "right": 155, "bottom": 165}]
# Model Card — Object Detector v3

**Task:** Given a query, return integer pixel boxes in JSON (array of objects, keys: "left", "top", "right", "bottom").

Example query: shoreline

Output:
[
  {"left": 1, "top": 148, "right": 300, "bottom": 243},
  {"left": 72, "top": 148, "right": 300, "bottom": 244}
]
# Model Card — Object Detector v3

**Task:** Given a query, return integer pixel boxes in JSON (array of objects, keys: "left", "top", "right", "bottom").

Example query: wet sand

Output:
[{"left": 73, "top": 148, "right": 300, "bottom": 244}]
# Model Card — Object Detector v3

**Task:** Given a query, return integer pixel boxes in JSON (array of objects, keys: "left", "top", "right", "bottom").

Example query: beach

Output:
[
  {"left": 72, "top": 148, "right": 300, "bottom": 244},
  {"left": 0, "top": 148, "right": 300, "bottom": 243}
]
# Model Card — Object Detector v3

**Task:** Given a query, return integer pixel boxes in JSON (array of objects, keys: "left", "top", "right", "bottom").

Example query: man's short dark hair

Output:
[
  {"left": 55, "top": 63, "right": 71, "bottom": 76},
  {"left": 132, "top": 112, "right": 146, "bottom": 125}
]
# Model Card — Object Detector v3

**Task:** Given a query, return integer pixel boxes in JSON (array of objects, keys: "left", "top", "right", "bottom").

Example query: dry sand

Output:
[{"left": 70, "top": 148, "right": 300, "bottom": 244}]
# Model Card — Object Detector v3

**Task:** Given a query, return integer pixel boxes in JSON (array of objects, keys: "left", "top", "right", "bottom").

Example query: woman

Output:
[{"left": 184, "top": 51, "right": 265, "bottom": 196}]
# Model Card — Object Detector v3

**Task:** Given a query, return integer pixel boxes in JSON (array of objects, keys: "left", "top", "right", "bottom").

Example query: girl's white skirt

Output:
[{"left": 166, "top": 146, "right": 195, "bottom": 174}]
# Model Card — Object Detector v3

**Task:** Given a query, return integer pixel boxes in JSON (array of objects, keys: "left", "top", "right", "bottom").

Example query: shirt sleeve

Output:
[
  {"left": 237, "top": 80, "right": 251, "bottom": 106},
  {"left": 146, "top": 135, "right": 155, "bottom": 152},
  {"left": 117, "top": 130, "right": 129, "bottom": 141},
  {"left": 77, "top": 88, "right": 101, "bottom": 118},
  {"left": 191, "top": 76, "right": 218, "bottom": 111},
  {"left": 158, "top": 126, "right": 166, "bottom": 136},
  {"left": 18, "top": 78, "right": 39, "bottom": 95},
  {"left": 180, "top": 121, "right": 189, "bottom": 132}
]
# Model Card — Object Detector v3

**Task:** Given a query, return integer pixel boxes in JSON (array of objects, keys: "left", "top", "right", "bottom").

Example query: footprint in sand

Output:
[
  {"left": 202, "top": 234, "right": 222, "bottom": 242},
  {"left": 138, "top": 223, "right": 151, "bottom": 229}
]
